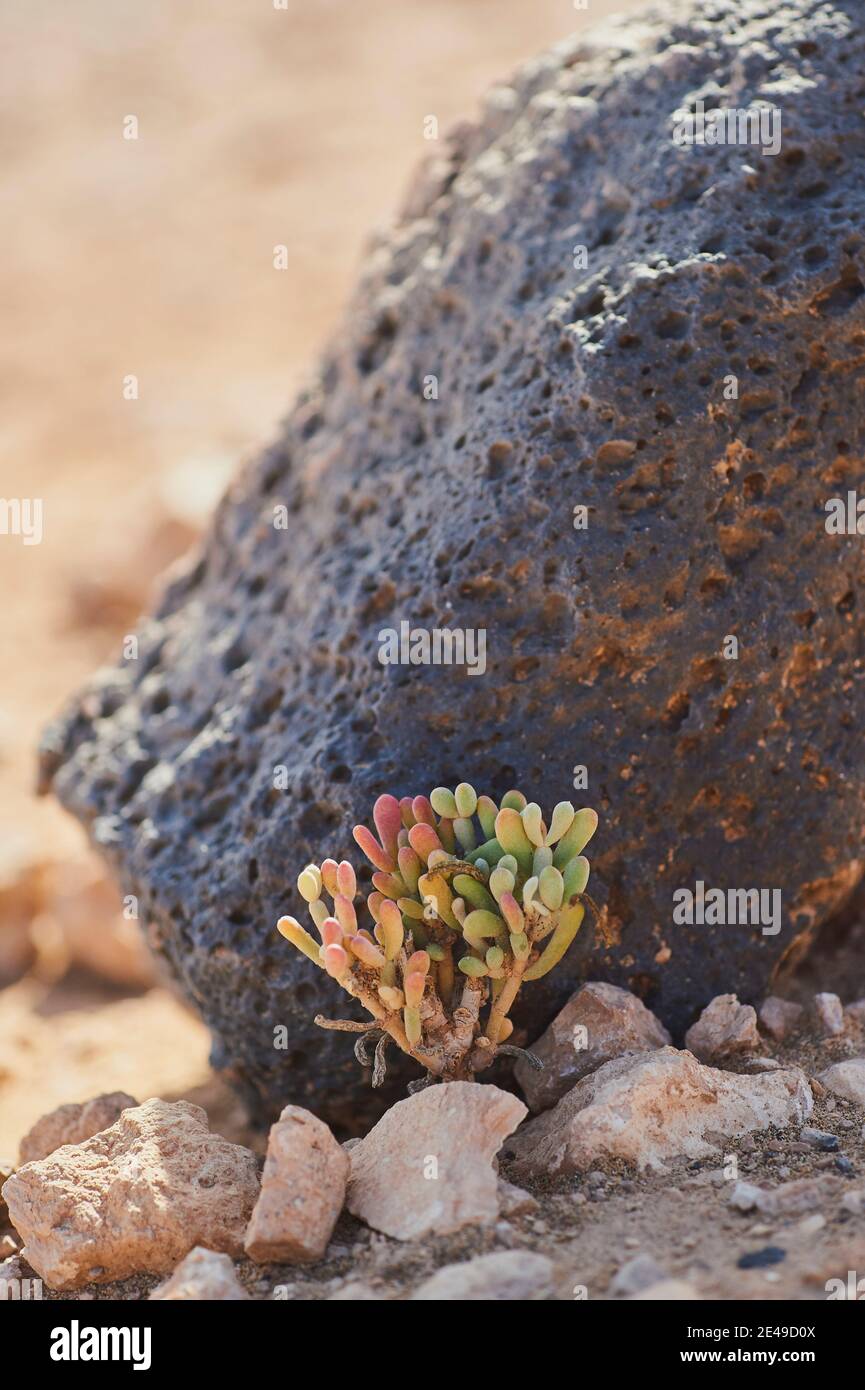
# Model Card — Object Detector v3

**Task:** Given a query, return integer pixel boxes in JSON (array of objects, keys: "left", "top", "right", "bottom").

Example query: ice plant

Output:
[{"left": 277, "top": 785, "right": 599, "bottom": 1086}]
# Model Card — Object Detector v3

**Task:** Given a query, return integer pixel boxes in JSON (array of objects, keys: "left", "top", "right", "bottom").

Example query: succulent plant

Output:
[{"left": 277, "top": 785, "right": 599, "bottom": 1086}]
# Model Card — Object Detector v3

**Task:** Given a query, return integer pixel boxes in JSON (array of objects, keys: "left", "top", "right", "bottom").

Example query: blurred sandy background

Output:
[{"left": 0, "top": 0, "right": 643, "bottom": 1154}]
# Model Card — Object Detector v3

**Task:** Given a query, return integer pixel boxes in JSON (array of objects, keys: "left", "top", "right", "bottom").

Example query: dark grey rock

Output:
[{"left": 39, "top": 0, "right": 865, "bottom": 1126}]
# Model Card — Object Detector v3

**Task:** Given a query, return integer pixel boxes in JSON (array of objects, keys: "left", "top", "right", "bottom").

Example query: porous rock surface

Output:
[
  {"left": 2, "top": 1098, "right": 260, "bottom": 1289},
  {"left": 244, "top": 1104, "right": 348, "bottom": 1263},
  {"left": 18, "top": 1091, "right": 138, "bottom": 1165},
  {"left": 39, "top": 0, "right": 865, "bottom": 1123},
  {"left": 506, "top": 1046, "right": 813, "bottom": 1174}
]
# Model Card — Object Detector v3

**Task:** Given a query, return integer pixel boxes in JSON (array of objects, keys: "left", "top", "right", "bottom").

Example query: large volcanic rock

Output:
[{"left": 40, "top": 0, "right": 865, "bottom": 1126}]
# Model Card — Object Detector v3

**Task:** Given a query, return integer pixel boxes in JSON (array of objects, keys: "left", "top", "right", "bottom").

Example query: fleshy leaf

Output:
[
  {"left": 334, "top": 893, "right": 357, "bottom": 933},
  {"left": 545, "top": 801, "right": 575, "bottom": 847},
  {"left": 408, "top": 821, "right": 443, "bottom": 864},
  {"left": 323, "top": 942, "right": 350, "bottom": 978},
  {"left": 320, "top": 859, "right": 339, "bottom": 896},
  {"left": 404, "top": 1004, "right": 422, "bottom": 1045},
  {"left": 494, "top": 809, "right": 534, "bottom": 875},
  {"left": 378, "top": 899, "right": 404, "bottom": 959},
  {"left": 562, "top": 854, "right": 590, "bottom": 901},
  {"left": 458, "top": 956, "right": 488, "bottom": 978},
  {"left": 466, "top": 837, "right": 506, "bottom": 868},
  {"left": 417, "top": 870, "right": 460, "bottom": 930},
  {"left": 430, "top": 787, "right": 458, "bottom": 819},
  {"left": 397, "top": 845, "right": 422, "bottom": 895},
  {"left": 453, "top": 874, "right": 497, "bottom": 913},
  {"left": 346, "top": 934, "right": 386, "bottom": 969},
  {"left": 498, "top": 892, "right": 524, "bottom": 934},
  {"left": 538, "top": 865, "right": 564, "bottom": 911},
  {"left": 552, "top": 808, "right": 599, "bottom": 869},
  {"left": 373, "top": 794, "right": 403, "bottom": 863},
  {"left": 523, "top": 901, "right": 585, "bottom": 980},
  {"left": 451, "top": 817, "right": 474, "bottom": 852},
  {"left": 371, "top": 871, "right": 406, "bottom": 901},
  {"left": 277, "top": 916, "right": 323, "bottom": 966},
  {"left": 297, "top": 866, "right": 322, "bottom": 903},
  {"left": 476, "top": 795, "right": 498, "bottom": 839},
  {"left": 462, "top": 908, "right": 507, "bottom": 952},
  {"left": 521, "top": 802, "right": 545, "bottom": 848}
]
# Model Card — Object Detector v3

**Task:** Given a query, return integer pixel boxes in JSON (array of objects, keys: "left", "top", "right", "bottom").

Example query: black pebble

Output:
[{"left": 738, "top": 1247, "right": 786, "bottom": 1270}]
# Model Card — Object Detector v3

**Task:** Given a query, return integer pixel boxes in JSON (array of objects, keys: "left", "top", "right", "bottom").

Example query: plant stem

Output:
[
  {"left": 484, "top": 956, "right": 527, "bottom": 1045},
  {"left": 438, "top": 943, "right": 454, "bottom": 1009},
  {"left": 342, "top": 972, "right": 448, "bottom": 1076}
]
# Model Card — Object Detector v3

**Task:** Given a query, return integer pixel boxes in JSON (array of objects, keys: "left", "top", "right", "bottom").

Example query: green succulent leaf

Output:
[
  {"left": 552, "top": 808, "right": 599, "bottom": 869},
  {"left": 493, "top": 809, "right": 534, "bottom": 876},
  {"left": 453, "top": 874, "right": 498, "bottom": 913},
  {"left": 523, "top": 901, "right": 585, "bottom": 980},
  {"left": 458, "top": 955, "right": 488, "bottom": 978}
]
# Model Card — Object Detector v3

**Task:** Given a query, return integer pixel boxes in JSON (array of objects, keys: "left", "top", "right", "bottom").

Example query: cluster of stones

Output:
[{"left": 2, "top": 982, "right": 863, "bottom": 1298}]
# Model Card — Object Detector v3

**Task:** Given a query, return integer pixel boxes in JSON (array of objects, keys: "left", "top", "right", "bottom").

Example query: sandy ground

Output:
[
  {"left": 2, "top": 0, "right": 865, "bottom": 1302},
  {"left": 0, "top": 0, "right": 644, "bottom": 1154}
]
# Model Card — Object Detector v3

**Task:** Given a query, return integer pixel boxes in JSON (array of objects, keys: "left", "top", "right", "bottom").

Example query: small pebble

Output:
[
  {"left": 814, "top": 992, "right": 844, "bottom": 1036},
  {"left": 795, "top": 1214, "right": 825, "bottom": 1236},
  {"left": 801, "top": 1127, "right": 839, "bottom": 1151},
  {"left": 835, "top": 1156, "right": 855, "bottom": 1176},
  {"left": 738, "top": 1246, "right": 786, "bottom": 1270}
]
